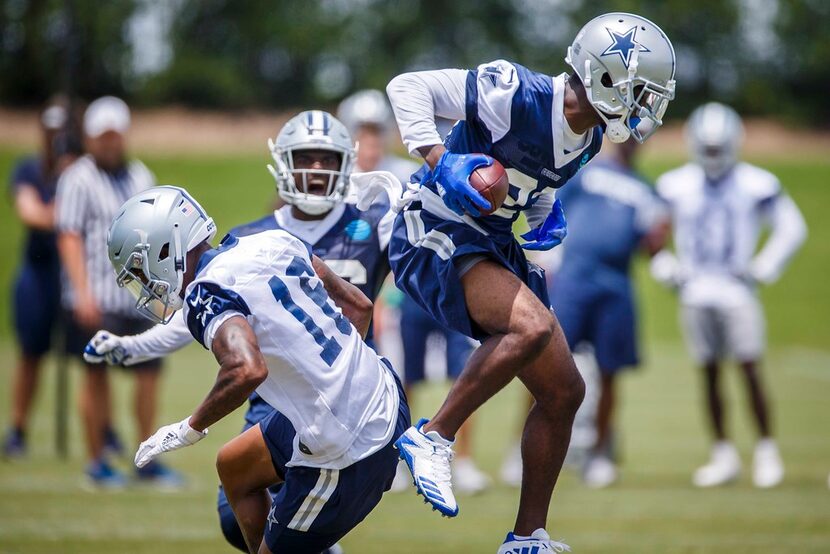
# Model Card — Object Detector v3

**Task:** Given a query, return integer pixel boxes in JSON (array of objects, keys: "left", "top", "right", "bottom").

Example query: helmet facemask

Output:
[
  {"left": 574, "top": 46, "right": 675, "bottom": 144},
  {"left": 268, "top": 141, "right": 354, "bottom": 215}
]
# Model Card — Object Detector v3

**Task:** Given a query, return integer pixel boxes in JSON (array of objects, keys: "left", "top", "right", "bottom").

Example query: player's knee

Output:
[
  {"left": 215, "top": 444, "right": 236, "bottom": 489},
  {"left": 517, "top": 310, "right": 556, "bottom": 353}
]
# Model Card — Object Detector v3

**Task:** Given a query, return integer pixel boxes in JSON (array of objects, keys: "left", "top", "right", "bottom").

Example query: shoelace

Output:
[
  {"left": 548, "top": 540, "right": 571, "bottom": 553},
  {"left": 429, "top": 442, "right": 454, "bottom": 485}
]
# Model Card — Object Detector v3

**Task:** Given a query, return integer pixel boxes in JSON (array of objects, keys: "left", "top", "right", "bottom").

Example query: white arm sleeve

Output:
[
  {"left": 525, "top": 190, "right": 556, "bottom": 229},
  {"left": 751, "top": 193, "right": 807, "bottom": 284},
  {"left": 386, "top": 69, "right": 468, "bottom": 155},
  {"left": 122, "top": 311, "right": 195, "bottom": 363}
]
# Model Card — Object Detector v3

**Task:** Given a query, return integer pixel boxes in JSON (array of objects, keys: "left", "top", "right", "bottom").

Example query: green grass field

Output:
[{"left": 0, "top": 148, "right": 828, "bottom": 553}]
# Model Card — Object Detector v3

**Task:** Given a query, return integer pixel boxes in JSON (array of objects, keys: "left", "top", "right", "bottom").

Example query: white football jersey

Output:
[
  {"left": 183, "top": 230, "right": 400, "bottom": 470},
  {"left": 657, "top": 162, "right": 805, "bottom": 307}
]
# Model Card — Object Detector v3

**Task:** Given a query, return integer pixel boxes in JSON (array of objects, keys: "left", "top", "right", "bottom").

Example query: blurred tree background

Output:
[{"left": 0, "top": 0, "right": 828, "bottom": 124}]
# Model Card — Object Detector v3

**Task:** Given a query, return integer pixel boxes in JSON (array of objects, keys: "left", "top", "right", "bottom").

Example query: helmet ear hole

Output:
[
  {"left": 158, "top": 242, "right": 170, "bottom": 263},
  {"left": 601, "top": 72, "right": 613, "bottom": 87}
]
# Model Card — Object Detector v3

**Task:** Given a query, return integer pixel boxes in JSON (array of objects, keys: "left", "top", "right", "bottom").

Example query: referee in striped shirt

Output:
[{"left": 55, "top": 96, "right": 182, "bottom": 488}]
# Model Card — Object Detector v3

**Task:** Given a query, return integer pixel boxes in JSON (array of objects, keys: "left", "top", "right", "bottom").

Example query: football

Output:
[{"left": 469, "top": 159, "right": 509, "bottom": 216}]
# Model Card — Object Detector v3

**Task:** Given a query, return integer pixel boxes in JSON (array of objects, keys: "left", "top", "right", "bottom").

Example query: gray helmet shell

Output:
[
  {"left": 107, "top": 186, "right": 216, "bottom": 323},
  {"left": 337, "top": 89, "right": 394, "bottom": 135},
  {"left": 686, "top": 102, "right": 744, "bottom": 180},
  {"left": 566, "top": 12, "right": 676, "bottom": 143}
]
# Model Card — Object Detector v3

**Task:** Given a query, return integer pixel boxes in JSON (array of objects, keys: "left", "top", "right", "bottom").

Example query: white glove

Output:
[
  {"left": 650, "top": 250, "right": 686, "bottom": 289},
  {"left": 350, "top": 171, "right": 420, "bottom": 213},
  {"left": 84, "top": 330, "right": 132, "bottom": 365},
  {"left": 134, "top": 416, "right": 207, "bottom": 468}
]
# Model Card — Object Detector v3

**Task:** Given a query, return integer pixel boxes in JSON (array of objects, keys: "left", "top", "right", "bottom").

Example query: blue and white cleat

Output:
[
  {"left": 394, "top": 418, "right": 458, "bottom": 517},
  {"left": 497, "top": 528, "right": 571, "bottom": 554}
]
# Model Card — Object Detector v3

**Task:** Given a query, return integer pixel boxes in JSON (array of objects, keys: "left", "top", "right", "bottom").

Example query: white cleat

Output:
[
  {"left": 452, "top": 456, "right": 491, "bottom": 495},
  {"left": 395, "top": 418, "right": 458, "bottom": 517},
  {"left": 500, "top": 441, "right": 523, "bottom": 488},
  {"left": 497, "top": 528, "right": 571, "bottom": 554},
  {"left": 753, "top": 438, "right": 784, "bottom": 488},
  {"left": 693, "top": 441, "right": 741, "bottom": 488},
  {"left": 583, "top": 455, "right": 618, "bottom": 489},
  {"left": 389, "top": 460, "right": 411, "bottom": 493}
]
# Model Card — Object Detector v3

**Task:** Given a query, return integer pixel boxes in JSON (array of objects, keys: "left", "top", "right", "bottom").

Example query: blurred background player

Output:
[
  {"left": 2, "top": 99, "right": 81, "bottom": 457},
  {"left": 338, "top": 90, "right": 490, "bottom": 494},
  {"left": 337, "top": 88, "right": 420, "bottom": 183},
  {"left": 550, "top": 136, "right": 668, "bottom": 488},
  {"left": 55, "top": 96, "right": 180, "bottom": 488},
  {"left": 84, "top": 109, "right": 392, "bottom": 552},
  {"left": 651, "top": 102, "right": 807, "bottom": 488}
]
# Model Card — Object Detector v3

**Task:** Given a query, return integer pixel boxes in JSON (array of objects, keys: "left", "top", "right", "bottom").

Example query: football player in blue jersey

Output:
[
  {"left": 383, "top": 12, "right": 676, "bottom": 552},
  {"left": 84, "top": 110, "right": 396, "bottom": 552},
  {"left": 551, "top": 136, "right": 669, "bottom": 488}
]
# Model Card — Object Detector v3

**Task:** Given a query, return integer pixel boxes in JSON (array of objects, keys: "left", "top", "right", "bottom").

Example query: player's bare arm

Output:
[
  {"left": 189, "top": 317, "right": 268, "bottom": 431},
  {"left": 311, "top": 254, "right": 374, "bottom": 338}
]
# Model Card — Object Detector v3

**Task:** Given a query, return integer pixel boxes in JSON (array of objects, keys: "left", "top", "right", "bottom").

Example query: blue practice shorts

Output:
[
  {"left": 400, "top": 295, "right": 473, "bottom": 383},
  {"left": 13, "top": 263, "right": 60, "bottom": 356},
  {"left": 389, "top": 204, "right": 549, "bottom": 341},
  {"left": 551, "top": 278, "right": 639, "bottom": 373},
  {"left": 260, "top": 363, "right": 410, "bottom": 553}
]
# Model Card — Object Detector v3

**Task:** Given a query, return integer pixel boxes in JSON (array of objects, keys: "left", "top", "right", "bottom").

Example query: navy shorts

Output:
[
  {"left": 400, "top": 295, "right": 473, "bottom": 383},
  {"left": 551, "top": 278, "right": 638, "bottom": 373},
  {"left": 389, "top": 205, "right": 549, "bottom": 341},
  {"left": 261, "top": 364, "right": 410, "bottom": 553},
  {"left": 13, "top": 263, "right": 60, "bottom": 356}
]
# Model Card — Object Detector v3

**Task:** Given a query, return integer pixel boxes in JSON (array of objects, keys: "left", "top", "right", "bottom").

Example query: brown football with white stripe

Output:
[{"left": 469, "top": 159, "right": 509, "bottom": 216}]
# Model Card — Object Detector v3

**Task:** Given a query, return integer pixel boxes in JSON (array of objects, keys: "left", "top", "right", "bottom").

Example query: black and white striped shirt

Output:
[{"left": 55, "top": 154, "right": 156, "bottom": 315}]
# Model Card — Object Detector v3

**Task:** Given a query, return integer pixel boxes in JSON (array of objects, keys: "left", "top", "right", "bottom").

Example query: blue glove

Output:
[
  {"left": 521, "top": 199, "right": 567, "bottom": 251},
  {"left": 422, "top": 151, "right": 493, "bottom": 216}
]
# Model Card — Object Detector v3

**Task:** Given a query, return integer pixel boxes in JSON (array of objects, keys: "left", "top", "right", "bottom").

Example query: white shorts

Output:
[{"left": 680, "top": 297, "right": 766, "bottom": 364}]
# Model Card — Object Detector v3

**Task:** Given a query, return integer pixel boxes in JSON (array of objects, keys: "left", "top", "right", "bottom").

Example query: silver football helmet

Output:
[
  {"left": 267, "top": 110, "right": 355, "bottom": 216},
  {"left": 686, "top": 102, "right": 744, "bottom": 180},
  {"left": 566, "top": 12, "right": 676, "bottom": 143},
  {"left": 107, "top": 186, "right": 216, "bottom": 324},
  {"left": 337, "top": 89, "right": 394, "bottom": 135}
]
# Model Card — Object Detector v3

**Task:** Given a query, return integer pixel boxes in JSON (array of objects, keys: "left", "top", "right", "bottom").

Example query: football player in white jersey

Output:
[
  {"left": 105, "top": 185, "right": 409, "bottom": 553},
  {"left": 380, "top": 12, "right": 675, "bottom": 552},
  {"left": 651, "top": 102, "right": 807, "bottom": 489}
]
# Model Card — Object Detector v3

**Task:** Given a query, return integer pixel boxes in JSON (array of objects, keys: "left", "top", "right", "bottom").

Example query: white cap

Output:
[
  {"left": 84, "top": 96, "right": 130, "bottom": 138},
  {"left": 41, "top": 105, "right": 67, "bottom": 130}
]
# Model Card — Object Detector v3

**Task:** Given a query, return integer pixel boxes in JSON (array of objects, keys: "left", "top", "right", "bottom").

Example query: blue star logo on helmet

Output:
[
  {"left": 601, "top": 26, "right": 650, "bottom": 69},
  {"left": 345, "top": 219, "right": 371, "bottom": 241}
]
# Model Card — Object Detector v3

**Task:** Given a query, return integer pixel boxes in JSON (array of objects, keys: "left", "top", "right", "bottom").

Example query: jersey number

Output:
[{"left": 268, "top": 256, "right": 352, "bottom": 366}]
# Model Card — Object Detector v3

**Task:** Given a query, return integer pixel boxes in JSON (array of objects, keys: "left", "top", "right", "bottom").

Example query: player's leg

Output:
[
  {"left": 217, "top": 424, "right": 282, "bottom": 553},
  {"left": 425, "top": 260, "right": 581, "bottom": 439},
  {"left": 593, "top": 373, "right": 616, "bottom": 454},
  {"left": 729, "top": 298, "right": 783, "bottom": 487},
  {"left": 683, "top": 305, "right": 740, "bottom": 487},
  {"left": 511, "top": 317, "right": 584, "bottom": 535},
  {"left": 433, "top": 260, "right": 583, "bottom": 533}
]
